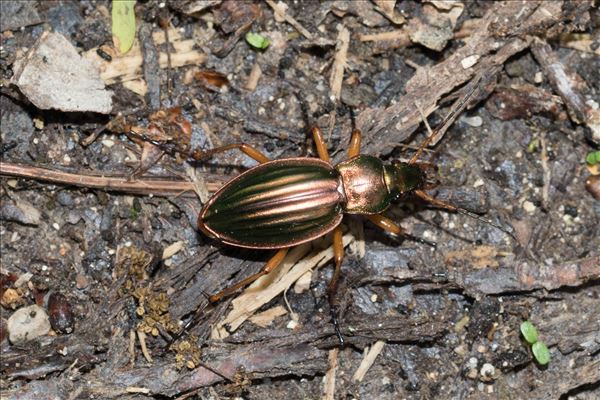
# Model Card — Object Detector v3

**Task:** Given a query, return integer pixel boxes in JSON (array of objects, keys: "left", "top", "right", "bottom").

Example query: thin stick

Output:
[
  {"left": 409, "top": 78, "right": 481, "bottom": 164},
  {"left": 0, "top": 162, "right": 222, "bottom": 196},
  {"left": 265, "top": 0, "right": 313, "bottom": 40}
]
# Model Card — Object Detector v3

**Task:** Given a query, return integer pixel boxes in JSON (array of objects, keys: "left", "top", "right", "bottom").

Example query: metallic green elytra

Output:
[
  {"left": 199, "top": 158, "right": 343, "bottom": 249},
  {"left": 198, "top": 155, "right": 428, "bottom": 249}
]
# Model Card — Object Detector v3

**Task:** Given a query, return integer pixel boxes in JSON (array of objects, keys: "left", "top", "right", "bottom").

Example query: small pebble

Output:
[
  {"left": 462, "top": 116, "right": 483, "bottom": 127},
  {"left": 523, "top": 201, "right": 536, "bottom": 213},
  {"left": 480, "top": 363, "right": 496, "bottom": 381},
  {"left": 454, "top": 344, "right": 467, "bottom": 356},
  {"left": 585, "top": 175, "right": 600, "bottom": 200},
  {"left": 76, "top": 274, "right": 89, "bottom": 289},
  {"left": 7, "top": 305, "right": 51, "bottom": 344},
  {"left": 467, "top": 368, "right": 478, "bottom": 380},
  {"left": 467, "top": 357, "right": 479, "bottom": 369}
]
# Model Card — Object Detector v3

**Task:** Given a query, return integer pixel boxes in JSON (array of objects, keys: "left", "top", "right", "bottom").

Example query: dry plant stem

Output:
[
  {"left": 323, "top": 348, "right": 339, "bottom": 400},
  {"left": 0, "top": 162, "right": 221, "bottom": 197},
  {"left": 265, "top": 0, "right": 313, "bottom": 40},
  {"left": 352, "top": 340, "right": 386, "bottom": 382},
  {"left": 531, "top": 37, "right": 587, "bottom": 124},
  {"left": 329, "top": 27, "right": 349, "bottom": 102}
]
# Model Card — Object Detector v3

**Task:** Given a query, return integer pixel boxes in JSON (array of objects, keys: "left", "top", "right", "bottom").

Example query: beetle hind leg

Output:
[
  {"left": 328, "top": 227, "right": 345, "bottom": 346},
  {"left": 191, "top": 143, "right": 270, "bottom": 164},
  {"left": 209, "top": 248, "right": 289, "bottom": 303}
]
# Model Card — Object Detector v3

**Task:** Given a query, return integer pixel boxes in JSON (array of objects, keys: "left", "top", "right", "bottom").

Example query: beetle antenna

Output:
[
  {"left": 453, "top": 208, "right": 517, "bottom": 240},
  {"left": 415, "top": 190, "right": 516, "bottom": 240},
  {"left": 402, "top": 232, "right": 437, "bottom": 248},
  {"left": 349, "top": 107, "right": 357, "bottom": 131}
]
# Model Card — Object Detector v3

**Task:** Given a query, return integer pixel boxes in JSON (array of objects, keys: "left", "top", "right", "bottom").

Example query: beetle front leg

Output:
[
  {"left": 190, "top": 143, "right": 270, "bottom": 164},
  {"left": 328, "top": 226, "right": 345, "bottom": 346},
  {"left": 209, "top": 247, "right": 289, "bottom": 303},
  {"left": 311, "top": 127, "right": 331, "bottom": 163},
  {"left": 347, "top": 129, "right": 362, "bottom": 159},
  {"left": 366, "top": 214, "right": 436, "bottom": 247}
]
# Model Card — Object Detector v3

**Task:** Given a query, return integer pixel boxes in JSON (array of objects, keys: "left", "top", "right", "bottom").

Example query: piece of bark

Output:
[
  {"left": 450, "top": 255, "right": 600, "bottom": 296},
  {"left": 531, "top": 37, "right": 587, "bottom": 124},
  {"left": 485, "top": 83, "right": 566, "bottom": 121},
  {"left": 1, "top": 343, "right": 328, "bottom": 399}
]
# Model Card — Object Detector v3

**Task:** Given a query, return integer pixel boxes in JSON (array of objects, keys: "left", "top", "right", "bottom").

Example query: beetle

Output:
[{"left": 193, "top": 97, "right": 513, "bottom": 343}]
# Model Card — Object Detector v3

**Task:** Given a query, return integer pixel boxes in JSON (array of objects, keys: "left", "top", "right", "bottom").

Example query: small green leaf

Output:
[
  {"left": 586, "top": 151, "right": 600, "bottom": 165},
  {"left": 532, "top": 341, "right": 551, "bottom": 365},
  {"left": 520, "top": 321, "right": 538, "bottom": 344},
  {"left": 527, "top": 139, "right": 539, "bottom": 153},
  {"left": 112, "top": 0, "right": 136, "bottom": 54},
  {"left": 245, "top": 32, "right": 270, "bottom": 50}
]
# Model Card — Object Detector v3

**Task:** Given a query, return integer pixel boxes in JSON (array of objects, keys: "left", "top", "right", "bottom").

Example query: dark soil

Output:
[{"left": 1, "top": 1, "right": 599, "bottom": 399}]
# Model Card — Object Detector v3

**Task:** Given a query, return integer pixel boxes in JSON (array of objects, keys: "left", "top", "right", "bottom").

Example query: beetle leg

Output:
[
  {"left": 347, "top": 129, "right": 362, "bottom": 159},
  {"left": 311, "top": 127, "right": 331, "bottom": 163},
  {"left": 366, "top": 214, "right": 436, "bottom": 247},
  {"left": 209, "top": 248, "right": 289, "bottom": 303},
  {"left": 328, "top": 226, "right": 345, "bottom": 346},
  {"left": 414, "top": 189, "right": 459, "bottom": 211},
  {"left": 190, "top": 143, "right": 270, "bottom": 164},
  {"left": 366, "top": 214, "right": 405, "bottom": 235}
]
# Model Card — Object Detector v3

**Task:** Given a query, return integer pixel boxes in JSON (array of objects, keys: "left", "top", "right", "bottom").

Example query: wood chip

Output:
[
  {"left": 162, "top": 241, "right": 184, "bottom": 260},
  {"left": 461, "top": 54, "right": 480, "bottom": 69},
  {"left": 293, "top": 270, "right": 312, "bottom": 294},
  {"left": 359, "top": 29, "right": 410, "bottom": 44},
  {"left": 84, "top": 28, "right": 206, "bottom": 87},
  {"left": 245, "top": 61, "right": 262, "bottom": 91},
  {"left": 12, "top": 32, "right": 113, "bottom": 113},
  {"left": 352, "top": 340, "right": 386, "bottom": 382},
  {"left": 373, "top": 0, "right": 405, "bottom": 25},
  {"left": 357, "top": 1, "right": 567, "bottom": 155},
  {"left": 248, "top": 305, "right": 287, "bottom": 327}
]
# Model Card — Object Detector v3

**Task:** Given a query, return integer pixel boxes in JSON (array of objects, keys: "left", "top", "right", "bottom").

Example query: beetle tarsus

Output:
[{"left": 330, "top": 306, "right": 345, "bottom": 347}]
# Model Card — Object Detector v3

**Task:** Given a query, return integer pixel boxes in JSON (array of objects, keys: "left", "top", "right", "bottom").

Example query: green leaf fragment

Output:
[
  {"left": 245, "top": 32, "right": 270, "bottom": 49},
  {"left": 532, "top": 341, "right": 551, "bottom": 365},
  {"left": 586, "top": 151, "right": 600, "bottom": 165},
  {"left": 527, "top": 139, "right": 539, "bottom": 153},
  {"left": 112, "top": 0, "right": 137, "bottom": 54},
  {"left": 520, "top": 321, "right": 538, "bottom": 344}
]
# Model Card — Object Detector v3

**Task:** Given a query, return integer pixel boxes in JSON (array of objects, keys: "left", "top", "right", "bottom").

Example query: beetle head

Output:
[{"left": 384, "top": 161, "right": 435, "bottom": 199}]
